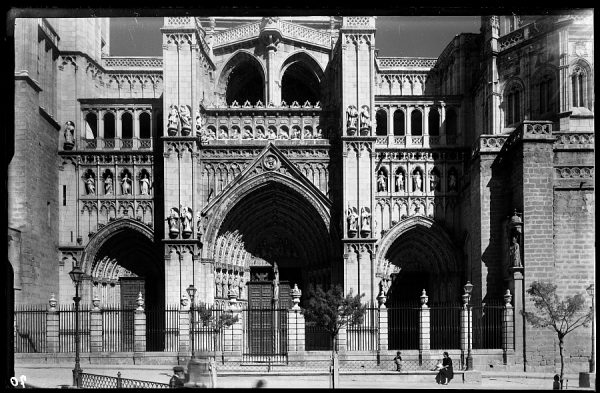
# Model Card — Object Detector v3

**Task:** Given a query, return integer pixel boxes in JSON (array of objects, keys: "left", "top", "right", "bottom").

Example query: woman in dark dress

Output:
[
  {"left": 436, "top": 352, "right": 454, "bottom": 385},
  {"left": 439, "top": 352, "right": 453, "bottom": 385}
]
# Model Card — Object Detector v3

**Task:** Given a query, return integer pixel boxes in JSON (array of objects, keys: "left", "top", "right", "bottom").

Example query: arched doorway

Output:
[
  {"left": 377, "top": 217, "right": 461, "bottom": 350},
  {"left": 82, "top": 219, "right": 164, "bottom": 350},
  {"left": 210, "top": 175, "right": 335, "bottom": 355}
]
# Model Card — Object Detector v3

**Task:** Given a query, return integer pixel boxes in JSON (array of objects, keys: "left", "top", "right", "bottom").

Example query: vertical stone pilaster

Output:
[
  {"left": 90, "top": 309, "right": 103, "bottom": 352},
  {"left": 460, "top": 306, "right": 472, "bottom": 352},
  {"left": 337, "top": 325, "right": 347, "bottom": 352},
  {"left": 378, "top": 306, "right": 388, "bottom": 351},
  {"left": 134, "top": 309, "right": 146, "bottom": 352},
  {"left": 178, "top": 302, "right": 190, "bottom": 353},
  {"left": 419, "top": 290, "right": 430, "bottom": 360},
  {"left": 503, "top": 290, "right": 514, "bottom": 352},
  {"left": 46, "top": 309, "right": 59, "bottom": 353},
  {"left": 287, "top": 310, "right": 305, "bottom": 352}
]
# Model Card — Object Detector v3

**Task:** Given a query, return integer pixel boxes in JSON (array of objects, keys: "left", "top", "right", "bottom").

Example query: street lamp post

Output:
[
  {"left": 69, "top": 265, "right": 84, "bottom": 387},
  {"left": 463, "top": 281, "right": 474, "bottom": 371},
  {"left": 187, "top": 284, "right": 197, "bottom": 358},
  {"left": 586, "top": 284, "right": 595, "bottom": 373}
]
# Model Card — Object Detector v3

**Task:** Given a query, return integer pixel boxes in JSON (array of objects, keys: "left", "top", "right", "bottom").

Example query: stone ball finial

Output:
[
  {"left": 420, "top": 289, "right": 428, "bottom": 306},
  {"left": 136, "top": 292, "right": 145, "bottom": 311},
  {"left": 180, "top": 293, "right": 190, "bottom": 308},
  {"left": 291, "top": 283, "right": 302, "bottom": 310},
  {"left": 504, "top": 289, "right": 513, "bottom": 306},
  {"left": 92, "top": 295, "right": 101, "bottom": 311},
  {"left": 49, "top": 293, "right": 57, "bottom": 311}
]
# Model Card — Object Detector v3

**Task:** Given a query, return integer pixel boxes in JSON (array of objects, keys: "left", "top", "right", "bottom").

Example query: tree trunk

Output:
[{"left": 559, "top": 337, "right": 564, "bottom": 390}]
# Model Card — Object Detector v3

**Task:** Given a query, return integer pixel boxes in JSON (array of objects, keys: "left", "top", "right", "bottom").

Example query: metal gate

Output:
[{"left": 243, "top": 308, "right": 288, "bottom": 363}]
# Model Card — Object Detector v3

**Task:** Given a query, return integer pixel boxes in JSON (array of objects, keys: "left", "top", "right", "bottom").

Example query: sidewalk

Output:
[{"left": 14, "top": 363, "right": 594, "bottom": 389}]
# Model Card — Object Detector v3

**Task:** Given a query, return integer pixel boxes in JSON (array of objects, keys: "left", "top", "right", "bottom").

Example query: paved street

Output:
[{"left": 14, "top": 363, "right": 593, "bottom": 389}]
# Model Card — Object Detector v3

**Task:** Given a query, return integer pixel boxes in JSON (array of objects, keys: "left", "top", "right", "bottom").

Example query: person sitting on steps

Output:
[{"left": 437, "top": 352, "right": 453, "bottom": 385}]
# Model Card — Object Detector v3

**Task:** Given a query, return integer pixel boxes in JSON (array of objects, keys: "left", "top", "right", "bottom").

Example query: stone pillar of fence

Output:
[
  {"left": 134, "top": 292, "right": 146, "bottom": 352},
  {"left": 179, "top": 294, "right": 190, "bottom": 353},
  {"left": 337, "top": 326, "right": 347, "bottom": 352},
  {"left": 378, "top": 298, "right": 389, "bottom": 351},
  {"left": 288, "top": 284, "right": 305, "bottom": 351},
  {"left": 419, "top": 289, "right": 430, "bottom": 362},
  {"left": 223, "top": 292, "right": 243, "bottom": 353},
  {"left": 90, "top": 295, "right": 103, "bottom": 352},
  {"left": 46, "top": 294, "right": 59, "bottom": 353},
  {"left": 502, "top": 289, "right": 514, "bottom": 351},
  {"left": 460, "top": 293, "right": 472, "bottom": 356}
]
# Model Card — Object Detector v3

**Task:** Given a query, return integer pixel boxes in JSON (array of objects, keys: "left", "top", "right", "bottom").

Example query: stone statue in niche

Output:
[
  {"left": 273, "top": 262, "right": 280, "bottom": 301},
  {"left": 195, "top": 110, "right": 205, "bottom": 132},
  {"left": 230, "top": 127, "right": 240, "bottom": 139},
  {"left": 140, "top": 173, "right": 151, "bottom": 195},
  {"left": 279, "top": 128, "right": 289, "bottom": 139},
  {"left": 227, "top": 273, "right": 235, "bottom": 297},
  {"left": 377, "top": 170, "right": 387, "bottom": 192},
  {"left": 215, "top": 270, "right": 223, "bottom": 298},
  {"left": 509, "top": 235, "right": 522, "bottom": 268},
  {"left": 346, "top": 105, "right": 358, "bottom": 133},
  {"left": 316, "top": 128, "right": 324, "bottom": 139},
  {"left": 430, "top": 171, "right": 440, "bottom": 192},
  {"left": 243, "top": 128, "right": 253, "bottom": 139},
  {"left": 395, "top": 171, "right": 405, "bottom": 192},
  {"left": 347, "top": 206, "right": 359, "bottom": 236},
  {"left": 218, "top": 128, "right": 228, "bottom": 139},
  {"left": 256, "top": 128, "right": 266, "bottom": 139},
  {"left": 304, "top": 128, "right": 313, "bottom": 139},
  {"left": 180, "top": 206, "right": 193, "bottom": 238},
  {"left": 64, "top": 121, "right": 75, "bottom": 150},
  {"left": 121, "top": 173, "right": 132, "bottom": 195},
  {"left": 360, "top": 105, "right": 371, "bottom": 132},
  {"left": 196, "top": 211, "right": 203, "bottom": 239},
  {"left": 167, "top": 207, "right": 180, "bottom": 238},
  {"left": 167, "top": 105, "right": 179, "bottom": 135},
  {"left": 448, "top": 172, "right": 457, "bottom": 191},
  {"left": 233, "top": 274, "right": 241, "bottom": 297},
  {"left": 360, "top": 207, "right": 371, "bottom": 234},
  {"left": 413, "top": 171, "right": 423, "bottom": 192},
  {"left": 104, "top": 174, "right": 113, "bottom": 195},
  {"left": 268, "top": 127, "right": 277, "bottom": 139},
  {"left": 179, "top": 105, "right": 192, "bottom": 135},
  {"left": 85, "top": 174, "right": 96, "bottom": 195}
]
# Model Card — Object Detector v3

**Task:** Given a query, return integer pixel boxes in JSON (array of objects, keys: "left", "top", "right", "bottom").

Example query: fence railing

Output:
[
  {"left": 14, "top": 305, "right": 47, "bottom": 353},
  {"left": 387, "top": 303, "right": 420, "bottom": 350},
  {"left": 472, "top": 301, "right": 504, "bottom": 350},
  {"left": 15, "top": 301, "right": 508, "bottom": 354},
  {"left": 147, "top": 306, "right": 179, "bottom": 352},
  {"left": 59, "top": 304, "right": 91, "bottom": 353},
  {"left": 305, "top": 321, "right": 333, "bottom": 351},
  {"left": 242, "top": 308, "right": 288, "bottom": 363},
  {"left": 347, "top": 307, "right": 379, "bottom": 351},
  {"left": 430, "top": 303, "right": 462, "bottom": 350},
  {"left": 79, "top": 372, "right": 169, "bottom": 389}
]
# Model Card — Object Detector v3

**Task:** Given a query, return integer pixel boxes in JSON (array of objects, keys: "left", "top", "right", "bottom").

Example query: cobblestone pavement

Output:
[{"left": 14, "top": 364, "right": 593, "bottom": 390}]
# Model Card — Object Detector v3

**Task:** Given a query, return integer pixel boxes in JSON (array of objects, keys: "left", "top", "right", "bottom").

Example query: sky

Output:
[{"left": 109, "top": 16, "right": 481, "bottom": 58}]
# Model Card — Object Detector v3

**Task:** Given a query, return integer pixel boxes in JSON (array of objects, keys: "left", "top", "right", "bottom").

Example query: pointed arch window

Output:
[
  {"left": 505, "top": 83, "right": 522, "bottom": 126},
  {"left": 571, "top": 66, "right": 588, "bottom": 108},
  {"left": 376, "top": 109, "right": 388, "bottom": 136},
  {"left": 393, "top": 110, "right": 405, "bottom": 136}
]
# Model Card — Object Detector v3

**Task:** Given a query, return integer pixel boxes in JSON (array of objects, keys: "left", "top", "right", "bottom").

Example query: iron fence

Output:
[
  {"left": 14, "top": 305, "right": 47, "bottom": 353},
  {"left": 242, "top": 308, "right": 288, "bottom": 363},
  {"left": 59, "top": 304, "right": 91, "bottom": 353},
  {"left": 192, "top": 307, "right": 226, "bottom": 352},
  {"left": 387, "top": 303, "right": 420, "bottom": 350},
  {"left": 146, "top": 305, "right": 179, "bottom": 352},
  {"left": 305, "top": 320, "right": 333, "bottom": 351},
  {"left": 79, "top": 372, "right": 170, "bottom": 389},
  {"left": 430, "top": 303, "right": 461, "bottom": 350},
  {"left": 347, "top": 307, "right": 379, "bottom": 351},
  {"left": 102, "top": 306, "right": 135, "bottom": 352},
  {"left": 472, "top": 301, "right": 503, "bottom": 349}
]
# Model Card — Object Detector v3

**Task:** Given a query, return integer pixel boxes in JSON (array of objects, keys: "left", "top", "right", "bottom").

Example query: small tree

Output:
[
  {"left": 197, "top": 302, "right": 239, "bottom": 353},
  {"left": 302, "top": 284, "right": 367, "bottom": 353},
  {"left": 522, "top": 281, "right": 593, "bottom": 389}
]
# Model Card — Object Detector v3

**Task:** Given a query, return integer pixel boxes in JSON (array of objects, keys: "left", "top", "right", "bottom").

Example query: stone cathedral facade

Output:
[{"left": 10, "top": 14, "right": 594, "bottom": 371}]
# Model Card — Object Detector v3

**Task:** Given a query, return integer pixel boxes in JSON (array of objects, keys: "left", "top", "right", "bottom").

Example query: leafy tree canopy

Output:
[{"left": 302, "top": 284, "right": 367, "bottom": 339}]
